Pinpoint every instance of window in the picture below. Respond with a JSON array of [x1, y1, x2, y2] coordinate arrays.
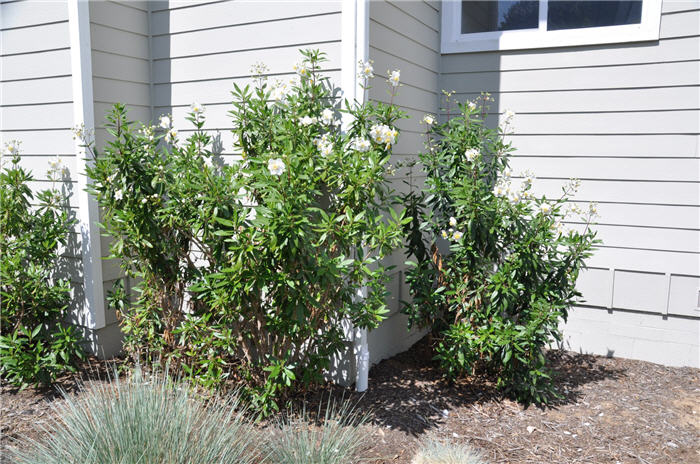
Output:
[[442, 0, 662, 53]]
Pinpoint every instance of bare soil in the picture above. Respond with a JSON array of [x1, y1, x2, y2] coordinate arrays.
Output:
[[2, 338, 698, 463]]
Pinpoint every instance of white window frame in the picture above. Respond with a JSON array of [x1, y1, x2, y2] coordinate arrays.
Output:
[[441, 0, 663, 53]]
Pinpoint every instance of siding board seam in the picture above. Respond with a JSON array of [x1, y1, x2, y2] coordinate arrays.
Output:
[[0, 101, 73, 108], [150, 0, 230, 13], [369, 45, 438, 74], [90, 21, 149, 39], [152, 39, 342, 61], [0, 19, 68, 32], [385, 0, 438, 32], [153, 68, 341, 85], [1, 47, 70, 58], [369, 45, 439, 76], [370, 18, 439, 54], [151, 11, 341, 38], [441, 58, 700, 75], [92, 49, 149, 63]]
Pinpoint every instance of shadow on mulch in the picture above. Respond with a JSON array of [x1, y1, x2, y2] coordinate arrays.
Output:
[[300, 336, 626, 436]]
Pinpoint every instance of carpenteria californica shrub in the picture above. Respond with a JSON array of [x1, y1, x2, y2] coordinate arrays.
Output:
[[402, 93, 598, 404], [81, 50, 408, 414], [0, 144, 85, 387], [12, 366, 259, 464]]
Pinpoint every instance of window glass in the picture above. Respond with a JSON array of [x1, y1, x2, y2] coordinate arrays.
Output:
[[547, 1, 643, 30], [461, 1, 539, 33]]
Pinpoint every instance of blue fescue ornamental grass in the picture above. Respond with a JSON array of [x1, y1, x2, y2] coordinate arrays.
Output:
[[412, 436, 488, 464], [11, 366, 260, 464], [265, 397, 368, 464]]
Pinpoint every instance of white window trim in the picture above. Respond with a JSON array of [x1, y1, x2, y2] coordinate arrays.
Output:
[[441, 0, 663, 54]]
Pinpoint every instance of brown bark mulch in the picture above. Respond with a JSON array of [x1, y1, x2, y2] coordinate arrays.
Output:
[[1, 338, 698, 463]]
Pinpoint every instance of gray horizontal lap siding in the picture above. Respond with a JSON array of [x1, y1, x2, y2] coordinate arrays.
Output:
[[439, 0, 699, 366], [367, 0, 441, 363], [0, 0, 84, 312]]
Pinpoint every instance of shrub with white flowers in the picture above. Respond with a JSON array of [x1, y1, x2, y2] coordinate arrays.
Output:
[[401, 93, 598, 405], [0, 143, 84, 387], [83, 49, 407, 415]]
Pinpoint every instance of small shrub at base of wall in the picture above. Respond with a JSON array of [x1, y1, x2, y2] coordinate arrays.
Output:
[[401, 93, 598, 405], [0, 146, 85, 388]]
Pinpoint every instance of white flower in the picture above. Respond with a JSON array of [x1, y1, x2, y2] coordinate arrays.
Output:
[[4, 140, 20, 155], [299, 116, 316, 126], [159, 114, 171, 129], [467, 101, 477, 111], [387, 69, 400, 87], [441, 230, 448, 239], [449, 216, 457, 227], [268, 158, 286, 176], [452, 231, 463, 241], [588, 202, 598, 216], [47, 156, 67, 179], [422, 114, 435, 125], [369, 124, 398, 147], [165, 128, 178, 143], [313, 133, 331, 149], [357, 60, 374, 80], [321, 108, 335, 125], [493, 184, 507, 197], [351, 138, 371, 153], [319, 141, 333, 157], [465, 148, 479, 162], [539, 203, 551, 215], [190, 102, 205, 115], [270, 78, 294, 101], [114, 189, 124, 201], [293, 61, 309, 77], [509, 191, 521, 204], [503, 109, 516, 121], [503, 167, 513, 179]]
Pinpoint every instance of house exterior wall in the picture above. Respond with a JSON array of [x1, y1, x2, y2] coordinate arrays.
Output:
[[0, 0, 86, 325], [439, 0, 700, 367], [150, 0, 343, 155], [366, 0, 442, 364]]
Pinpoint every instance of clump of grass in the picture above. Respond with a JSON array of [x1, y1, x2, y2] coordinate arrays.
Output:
[[11, 366, 260, 464], [266, 397, 368, 464], [412, 436, 488, 464]]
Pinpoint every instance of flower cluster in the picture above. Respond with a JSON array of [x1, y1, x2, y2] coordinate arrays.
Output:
[[3, 140, 20, 156], [441, 217, 463, 241], [299, 115, 316, 126], [270, 77, 298, 102], [357, 59, 374, 81], [190, 102, 206, 121], [159, 114, 171, 129], [369, 124, 398, 149], [320, 108, 336, 126], [387, 69, 400, 87], [293, 61, 310, 77], [351, 138, 371, 153], [313, 133, 334, 157], [465, 148, 479, 162], [267, 157, 286, 176], [47, 156, 67, 181]]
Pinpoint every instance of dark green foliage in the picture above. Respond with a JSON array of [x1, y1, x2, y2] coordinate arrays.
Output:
[[83, 50, 407, 414], [402, 94, 598, 404], [0, 151, 84, 387]]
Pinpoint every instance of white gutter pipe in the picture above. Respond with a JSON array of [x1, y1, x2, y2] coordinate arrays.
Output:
[[341, 0, 370, 392]]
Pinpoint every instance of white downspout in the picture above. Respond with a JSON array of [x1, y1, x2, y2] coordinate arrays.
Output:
[[341, 0, 370, 392]]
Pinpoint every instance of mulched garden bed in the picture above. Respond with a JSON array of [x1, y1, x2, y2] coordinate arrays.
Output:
[[2, 338, 698, 463]]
